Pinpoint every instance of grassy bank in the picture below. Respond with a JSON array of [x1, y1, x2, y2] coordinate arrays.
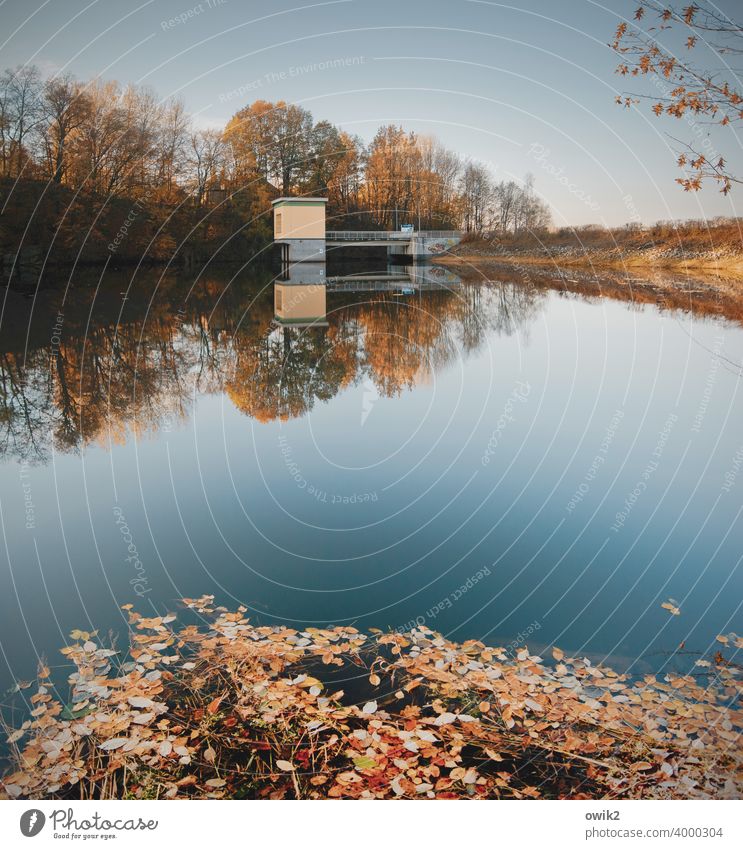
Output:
[[2, 599, 741, 800], [438, 259, 743, 325], [446, 220, 743, 273]]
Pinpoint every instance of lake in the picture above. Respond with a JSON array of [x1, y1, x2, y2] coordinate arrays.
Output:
[[1, 260, 742, 700]]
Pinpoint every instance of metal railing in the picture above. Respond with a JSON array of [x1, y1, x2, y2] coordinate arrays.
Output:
[[326, 230, 462, 241]]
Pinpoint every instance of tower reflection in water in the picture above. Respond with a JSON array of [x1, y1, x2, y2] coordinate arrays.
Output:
[[273, 260, 461, 327]]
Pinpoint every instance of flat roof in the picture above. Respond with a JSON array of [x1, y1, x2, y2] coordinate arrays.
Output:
[[271, 196, 328, 205]]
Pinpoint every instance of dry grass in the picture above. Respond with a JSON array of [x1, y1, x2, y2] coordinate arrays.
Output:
[[452, 219, 743, 272]]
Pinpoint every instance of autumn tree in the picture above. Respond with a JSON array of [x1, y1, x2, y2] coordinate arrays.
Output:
[[303, 119, 342, 194], [415, 136, 461, 228], [492, 179, 520, 232], [512, 173, 551, 232], [0, 65, 43, 177], [155, 97, 189, 197], [189, 128, 226, 205], [40, 75, 90, 184], [459, 168, 550, 235], [460, 161, 492, 232], [363, 125, 423, 228], [327, 130, 365, 221], [65, 79, 157, 196], [613, 1, 743, 192], [224, 100, 313, 194]]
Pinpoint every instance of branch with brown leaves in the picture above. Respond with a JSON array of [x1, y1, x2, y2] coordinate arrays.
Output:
[[613, 2, 743, 193]]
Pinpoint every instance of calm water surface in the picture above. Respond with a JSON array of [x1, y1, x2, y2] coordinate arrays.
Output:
[[1, 263, 742, 695]]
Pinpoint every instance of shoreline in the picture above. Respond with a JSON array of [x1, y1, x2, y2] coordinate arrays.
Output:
[[2, 600, 741, 801], [434, 256, 743, 325], [438, 252, 743, 274]]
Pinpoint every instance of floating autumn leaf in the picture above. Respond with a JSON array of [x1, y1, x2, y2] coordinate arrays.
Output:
[[352, 756, 377, 770], [275, 760, 294, 771], [361, 700, 377, 714], [661, 600, 681, 616], [368, 673, 381, 686], [552, 647, 564, 661]]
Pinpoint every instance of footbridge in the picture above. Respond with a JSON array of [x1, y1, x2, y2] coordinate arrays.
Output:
[[272, 197, 462, 261], [326, 230, 462, 259]]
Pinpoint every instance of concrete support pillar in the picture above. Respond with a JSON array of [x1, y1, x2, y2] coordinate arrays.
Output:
[[278, 239, 326, 262]]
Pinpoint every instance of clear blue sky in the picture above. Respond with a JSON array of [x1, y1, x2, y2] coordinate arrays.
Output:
[[1, 0, 741, 225]]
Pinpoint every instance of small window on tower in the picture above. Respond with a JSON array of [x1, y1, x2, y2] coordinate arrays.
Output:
[[276, 212, 282, 234], [276, 290, 282, 310]]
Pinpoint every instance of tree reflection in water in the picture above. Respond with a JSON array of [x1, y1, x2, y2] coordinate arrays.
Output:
[[0, 266, 543, 463]]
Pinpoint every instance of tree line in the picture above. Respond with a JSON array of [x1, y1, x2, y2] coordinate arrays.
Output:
[[1, 65, 550, 235]]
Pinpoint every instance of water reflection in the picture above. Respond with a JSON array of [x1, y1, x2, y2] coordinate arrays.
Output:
[[1, 261, 742, 683], [0, 264, 542, 462]]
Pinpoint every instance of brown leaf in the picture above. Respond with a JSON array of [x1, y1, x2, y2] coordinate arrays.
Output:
[[206, 696, 223, 715]]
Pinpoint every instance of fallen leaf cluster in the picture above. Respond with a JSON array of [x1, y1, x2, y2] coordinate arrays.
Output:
[[1, 598, 741, 800]]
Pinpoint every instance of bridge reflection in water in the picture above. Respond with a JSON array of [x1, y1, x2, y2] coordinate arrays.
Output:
[[273, 261, 461, 327]]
